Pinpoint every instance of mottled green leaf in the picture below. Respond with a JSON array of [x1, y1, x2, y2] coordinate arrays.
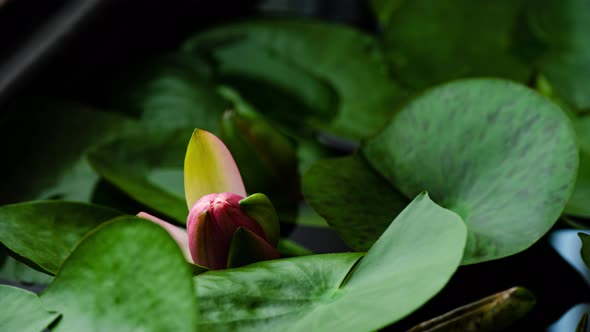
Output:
[[41, 217, 198, 332], [184, 19, 408, 139], [195, 193, 466, 331], [0, 201, 121, 274], [303, 155, 408, 250], [382, 0, 530, 89], [363, 79, 578, 264], [0, 285, 60, 332]]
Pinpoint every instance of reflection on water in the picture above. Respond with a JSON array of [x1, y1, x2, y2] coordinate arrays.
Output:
[[547, 303, 590, 332], [549, 230, 590, 330], [550, 230, 590, 285]]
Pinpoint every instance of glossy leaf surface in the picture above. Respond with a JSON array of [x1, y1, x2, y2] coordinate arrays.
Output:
[[195, 193, 466, 331], [0, 201, 120, 274], [41, 218, 198, 332], [0, 285, 60, 332], [185, 19, 408, 139]]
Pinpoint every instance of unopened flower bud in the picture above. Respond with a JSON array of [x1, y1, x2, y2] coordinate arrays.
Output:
[[187, 192, 280, 269]]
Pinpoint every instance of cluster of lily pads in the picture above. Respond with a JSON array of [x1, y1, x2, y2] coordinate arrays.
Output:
[[2, 0, 590, 331]]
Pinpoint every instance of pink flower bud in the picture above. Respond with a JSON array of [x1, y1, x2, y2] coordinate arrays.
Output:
[[187, 192, 279, 269]]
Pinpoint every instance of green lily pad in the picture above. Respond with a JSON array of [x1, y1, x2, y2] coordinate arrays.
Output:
[[184, 19, 408, 140], [111, 53, 229, 132], [41, 217, 198, 331], [381, 0, 530, 90], [363, 79, 578, 264], [195, 193, 466, 331], [0, 285, 60, 332], [0, 201, 121, 274], [579, 233, 590, 270], [88, 128, 192, 223], [302, 155, 408, 250], [526, 0, 590, 112], [0, 102, 136, 204]]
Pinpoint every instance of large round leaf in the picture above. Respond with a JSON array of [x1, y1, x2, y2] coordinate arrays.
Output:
[[302, 155, 408, 250], [195, 193, 466, 331], [363, 79, 578, 264], [184, 19, 408, 140], [41, 217, 198, 332], [0, 285, 60, 332], [0, 201, 121, 274], [381, 0, 530, 90], [0, 102, 136, 204]]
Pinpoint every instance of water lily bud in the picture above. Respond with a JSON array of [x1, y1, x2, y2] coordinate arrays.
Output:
[[187, 192, 279, 269]]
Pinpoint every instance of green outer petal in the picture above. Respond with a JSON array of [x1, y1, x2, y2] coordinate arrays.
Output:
[[239, 193, 280, 246], [227, 227, 280, 268], [184, 129, 246, 209]]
